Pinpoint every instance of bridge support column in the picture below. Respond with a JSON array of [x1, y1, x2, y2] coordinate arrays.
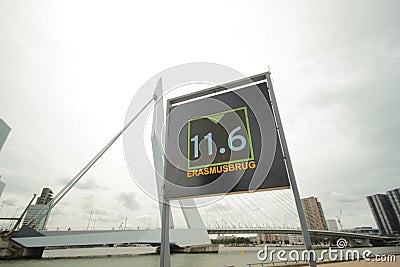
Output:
[[0, 245, 44, 259], [1, 226, 46, 259], [157, 244, 219, 254], [348, 238, 371, 247]]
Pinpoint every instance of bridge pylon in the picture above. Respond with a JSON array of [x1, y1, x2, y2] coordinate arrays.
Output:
[[152, 78, 208, 231]]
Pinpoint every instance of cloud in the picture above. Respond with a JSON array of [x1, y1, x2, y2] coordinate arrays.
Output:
[[330, 192, 359, 203], [49, 208, 63, 216], [56, 177, 109, 191], [1, 0, 399, 230], [80, 195, 95, 212], [74, 179, 109, 191], [96, 210, 126, 224], [136, 215, 151, 225], [98, 216, 122, 224], [115, 192, 140, 211], [1, 199, 18, 206]]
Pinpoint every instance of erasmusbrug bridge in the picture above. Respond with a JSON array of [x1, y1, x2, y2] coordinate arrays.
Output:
[[0, 71, 397, 260]]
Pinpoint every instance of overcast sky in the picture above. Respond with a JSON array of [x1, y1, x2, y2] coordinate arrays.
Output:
[[0, 0, 399, 231]]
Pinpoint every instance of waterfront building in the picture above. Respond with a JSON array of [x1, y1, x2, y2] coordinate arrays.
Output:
[[258, 233, 273, 244], [22, 187, 54, 229], [257, 233, 289, 244], [288, 234, 304, 245], [301, 196, 328, 230], [326, 219, 338, 231], [351, 226, 379, 235], [387, 188, 400, 224], [22, 204, 51, 230], [367, 189, 400, 236], [36, 187, 53, 205]]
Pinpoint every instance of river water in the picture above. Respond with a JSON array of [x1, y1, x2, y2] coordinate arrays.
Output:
[[1, 246, 399, 267]]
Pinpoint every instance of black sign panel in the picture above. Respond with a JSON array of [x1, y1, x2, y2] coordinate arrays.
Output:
[[164, 74, 290, 199]]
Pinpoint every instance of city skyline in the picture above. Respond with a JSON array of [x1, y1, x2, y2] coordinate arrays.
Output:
[[0, 1, 399, 230]]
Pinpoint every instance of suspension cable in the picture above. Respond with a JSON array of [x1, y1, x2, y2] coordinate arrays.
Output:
[[31, 98, 154, 229]]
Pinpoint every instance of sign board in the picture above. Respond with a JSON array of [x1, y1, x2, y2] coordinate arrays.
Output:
[[164, 73, 290, 199], [0, 119, 11, 152]]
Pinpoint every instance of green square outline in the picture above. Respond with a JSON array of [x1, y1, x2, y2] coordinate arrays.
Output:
[[187, 106, 255, 170]]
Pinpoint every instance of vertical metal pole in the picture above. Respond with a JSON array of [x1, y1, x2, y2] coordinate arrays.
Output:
[[151, 78, 171, 267], [160, 192, 171, 267], [266, 72, 317, 267], [152, 78, 175, 229]]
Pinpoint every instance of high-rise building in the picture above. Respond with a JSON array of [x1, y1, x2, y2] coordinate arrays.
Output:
[[387, 188, 400, 223], [22, 187, 54, 230], [326, 219, 338, 231], [0, 119, 10, 199], [22, 204, 50, 230], [0, 119, 11, 152], [36, 187, 53, 205], [301, 196, 328, 230], [367, 188, 400, 236]]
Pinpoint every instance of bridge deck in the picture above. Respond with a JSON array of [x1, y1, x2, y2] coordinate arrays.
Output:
[[12, 229, 210, 248]]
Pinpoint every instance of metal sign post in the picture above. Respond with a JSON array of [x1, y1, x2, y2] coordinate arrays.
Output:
[[160, 196, 171, 267], [265, 72, 317, 267]]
